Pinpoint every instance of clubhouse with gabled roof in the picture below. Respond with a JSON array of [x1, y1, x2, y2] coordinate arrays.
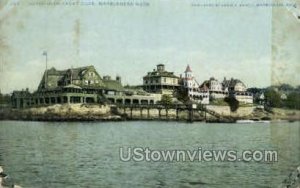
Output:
[[11, 65, 161, 108]]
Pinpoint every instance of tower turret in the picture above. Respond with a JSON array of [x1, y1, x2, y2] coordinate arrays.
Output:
[[184, 65, 194, 87]]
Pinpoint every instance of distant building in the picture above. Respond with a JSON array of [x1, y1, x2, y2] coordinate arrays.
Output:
[[280, 93, 287, 100], [182, 65, 209, 104], [208, 77, 223, 92], [222, 77, 247, 92], [200, 77, 226, 100], [143, 64, 180, 95], [222, 78, 253, 103], [200, 77, 253, 104], [255, 92, 265, 105]]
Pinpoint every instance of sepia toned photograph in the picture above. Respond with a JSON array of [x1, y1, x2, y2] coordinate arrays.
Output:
[[0, 0, 299, 187]]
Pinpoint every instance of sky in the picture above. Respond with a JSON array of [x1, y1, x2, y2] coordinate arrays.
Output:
[[0, 0, 299, 93]]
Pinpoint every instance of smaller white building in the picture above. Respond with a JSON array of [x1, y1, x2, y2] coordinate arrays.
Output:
[[200, 77, 227, 100], [222, 77, 247, 92], [209, 77, 223, 92], [200, 77, 253, 104]]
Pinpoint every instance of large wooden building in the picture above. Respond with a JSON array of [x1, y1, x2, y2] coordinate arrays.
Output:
[[143, 64, 180, 95], [12, 65, 160, 108]]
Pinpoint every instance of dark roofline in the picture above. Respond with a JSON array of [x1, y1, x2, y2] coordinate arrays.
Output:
[[45, 65, 95, 73], [143, 74, 179, 79]]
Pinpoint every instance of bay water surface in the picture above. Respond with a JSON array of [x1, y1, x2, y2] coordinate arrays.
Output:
[[0, 121, 299, 188]]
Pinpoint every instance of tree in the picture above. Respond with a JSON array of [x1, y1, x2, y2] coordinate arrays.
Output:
[[278, 84, 294, 92], [175, 88, 189, 103], [0, 92, 11, 105], [264, 89, 281, 108], [160, 94, 173, 107], [247, 87, 264, 94], [224, 96, 239, 112], [285, 92, 300, 110]]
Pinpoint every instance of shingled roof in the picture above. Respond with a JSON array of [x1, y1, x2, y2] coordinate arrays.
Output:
[[185, 65, 192, 73], [144, 70, 179, 78], [103, 80, 124, 91], [69, 66, 95, 80], [44, 65, 95, 78], [222, 78, 245, 88], [200, 80, 210, 89], [38, 65, 107, 90]]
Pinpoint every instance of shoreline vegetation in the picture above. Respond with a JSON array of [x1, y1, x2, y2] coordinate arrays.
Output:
[[0, 103, 299, 123]]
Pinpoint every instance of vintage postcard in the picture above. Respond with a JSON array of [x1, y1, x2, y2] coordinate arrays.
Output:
[[0, 0, 299, 187]]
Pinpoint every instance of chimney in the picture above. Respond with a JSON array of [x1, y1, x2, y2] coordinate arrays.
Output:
[[103, 75, 111, 80]]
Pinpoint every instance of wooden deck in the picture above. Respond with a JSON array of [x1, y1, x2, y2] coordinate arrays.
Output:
[[114, 104, 235, 122]]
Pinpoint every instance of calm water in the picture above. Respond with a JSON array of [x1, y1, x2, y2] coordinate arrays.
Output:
[[0, 121, 299, 188]]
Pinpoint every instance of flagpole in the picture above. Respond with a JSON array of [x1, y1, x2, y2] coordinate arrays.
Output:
[[46, 53, 47, 72], [43, 51, 48, 89], [46, 53, 47, 89]]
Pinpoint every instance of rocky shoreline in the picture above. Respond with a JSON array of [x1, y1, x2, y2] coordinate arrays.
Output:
[[0, 104, 122, 122], [280, 166, 300, 188], [0, 104, 299, 122]]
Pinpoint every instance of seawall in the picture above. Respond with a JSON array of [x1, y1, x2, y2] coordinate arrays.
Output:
[[115, 107, 205, 121], [1, 104, 299, 122]]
